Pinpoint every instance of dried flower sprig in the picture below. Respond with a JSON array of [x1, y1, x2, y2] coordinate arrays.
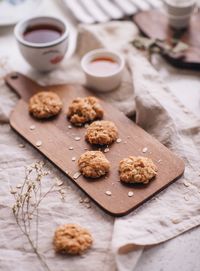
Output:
[[10, 161, 66, 271], [132, 35, 189, 62]]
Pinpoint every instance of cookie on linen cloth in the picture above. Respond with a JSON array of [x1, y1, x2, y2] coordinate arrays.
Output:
[[78, 150, 110, 178], [67, 96, 103, 126], [85, 120, 118, 145], [29, 91, 62, 119], [53, 224, 93, 255], [119, 156, 157, 184]]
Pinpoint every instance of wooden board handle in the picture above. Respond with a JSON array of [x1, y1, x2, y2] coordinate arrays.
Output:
[[4, 72, 41, 101]]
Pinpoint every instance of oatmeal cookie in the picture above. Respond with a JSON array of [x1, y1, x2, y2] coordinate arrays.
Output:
[[85, 120, 118, 145], [119, 156, 157, 184], [29, 91, 62, 119], [67, 96, 103, 126], [78, 151, 110, 178], [53, 224, 93, 255]]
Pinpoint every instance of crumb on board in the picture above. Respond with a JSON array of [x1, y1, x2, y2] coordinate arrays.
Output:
[[105, 191, 112, 196], [35, 140, 42, 147], [29, 125, 36, 130], [128, 191, 134, 197], [142, 147, 148, 153], [116, 138, 122, 143]]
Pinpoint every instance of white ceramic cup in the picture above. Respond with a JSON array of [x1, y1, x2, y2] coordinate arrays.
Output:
[[163, 0, 196, 29], [81, 49, 125, 92], [14, 16, 69, 72]]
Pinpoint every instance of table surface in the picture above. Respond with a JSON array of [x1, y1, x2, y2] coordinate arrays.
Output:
[[1, 1, 200, 271]]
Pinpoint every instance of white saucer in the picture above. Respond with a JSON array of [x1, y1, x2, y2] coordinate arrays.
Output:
[[0, 0, 42, 26]]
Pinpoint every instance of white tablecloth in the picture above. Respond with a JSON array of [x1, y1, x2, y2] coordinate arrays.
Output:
[[1, 1, 200, 271]]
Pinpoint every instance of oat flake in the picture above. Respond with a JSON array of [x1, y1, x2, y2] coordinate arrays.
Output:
[[75, 136, 81, 141], [128, 191, 134, 197], [29, 125, 36, 130], [105, 191, 112, 196], [69, 146, 74, 150], [56, 180, 63, 186], [142, 147, 148, 153], [171, 218, 180, 224], [104, 148, 110, 153], [19, 144, 25, 148], [36, 140, 42, 147], [183, 181, 190, 187], [73, 172, 81, 179], [116, 138, 122, 143]]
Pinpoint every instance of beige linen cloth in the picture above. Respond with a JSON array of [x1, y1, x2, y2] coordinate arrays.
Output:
[[1, 21, 200, 271]]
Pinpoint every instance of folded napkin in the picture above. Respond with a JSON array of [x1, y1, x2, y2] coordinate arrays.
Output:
[[1, 21, 200, 271]]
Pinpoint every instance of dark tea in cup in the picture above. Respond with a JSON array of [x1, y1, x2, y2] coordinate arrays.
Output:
[[23, 24, 63, 44]]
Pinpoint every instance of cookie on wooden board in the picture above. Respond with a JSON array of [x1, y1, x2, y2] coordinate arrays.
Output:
[[29, 91, 62, 119], [78, 150, 110, 178], [85, 120, 118, 145], [119, 156, 157, 184], [67, 96, 104, 126]]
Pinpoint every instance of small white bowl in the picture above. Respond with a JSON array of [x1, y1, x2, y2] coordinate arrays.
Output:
[[81, 49, 125, 92], [14, 16, 69, 72]]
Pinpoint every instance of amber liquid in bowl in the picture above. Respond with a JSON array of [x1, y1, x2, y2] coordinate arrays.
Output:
[[87, 57, 120, 76]]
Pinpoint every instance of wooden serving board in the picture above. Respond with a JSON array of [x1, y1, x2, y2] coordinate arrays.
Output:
[[5, 72, 185, 216], [133, 10, 200, 70]]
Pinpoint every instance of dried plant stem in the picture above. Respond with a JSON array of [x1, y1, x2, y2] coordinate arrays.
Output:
[[10, 161, 66, 271]]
